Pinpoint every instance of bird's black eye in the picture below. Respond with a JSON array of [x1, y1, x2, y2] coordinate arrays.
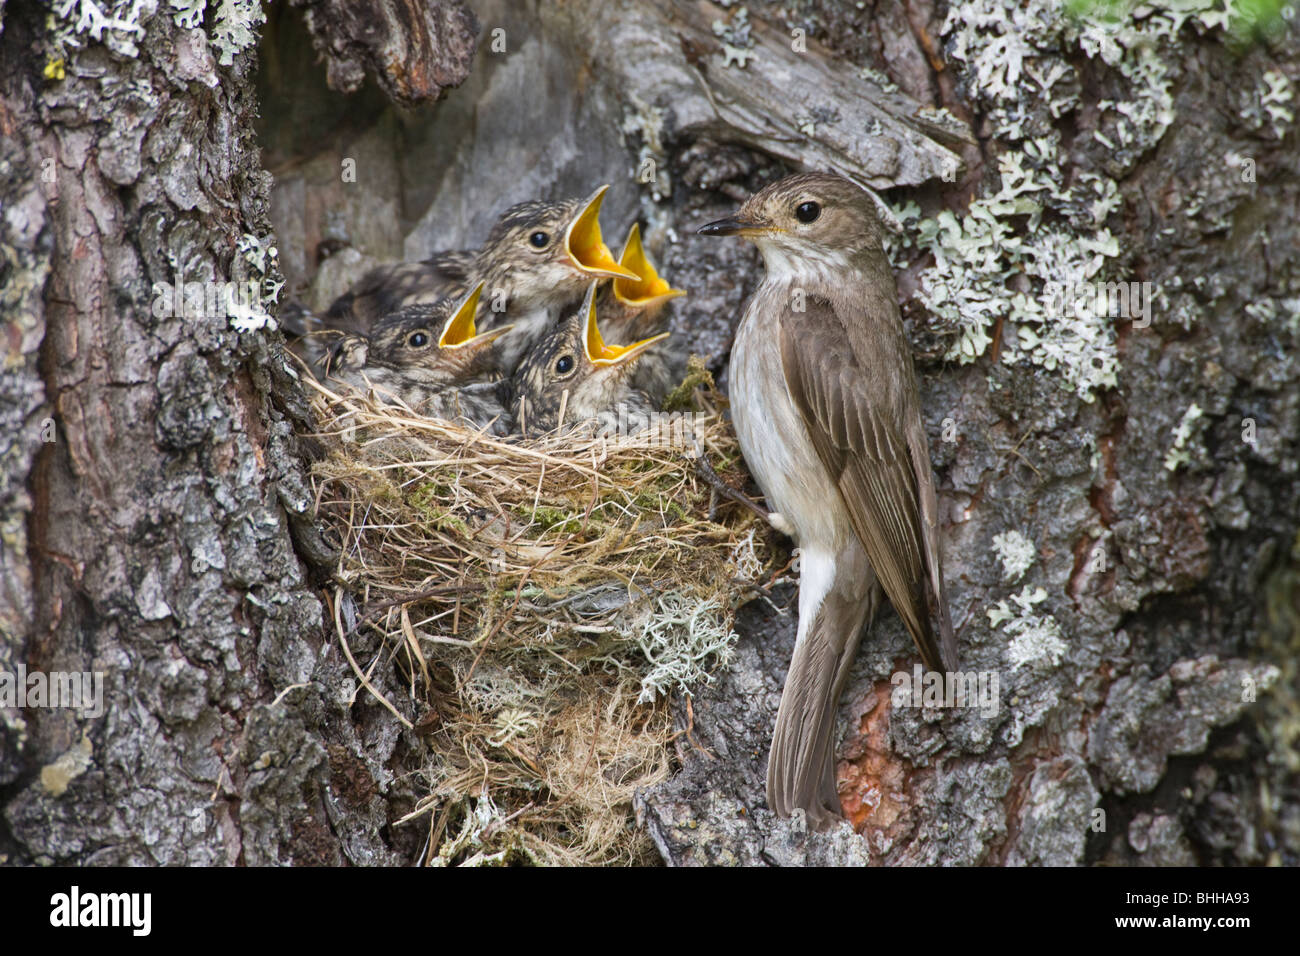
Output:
[[554, 354, 575, 375], [529, 231, 550, 249], [407, 331, 430, 348], [796, 201, 821, 224]]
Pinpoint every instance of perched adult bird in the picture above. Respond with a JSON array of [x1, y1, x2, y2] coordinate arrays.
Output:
[[322, 185, 638, 372], [315, 282, 513, 435], [510, 281, 669, 436], [699, 171, 958, 830]]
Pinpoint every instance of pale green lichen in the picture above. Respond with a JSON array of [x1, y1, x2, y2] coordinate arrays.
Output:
[[229, 233, 281, 333], [893, 1, 1268, 403], [49, 0, 155, 57], [487, 707, 539, 748], [169, 0, 206, 29], [428, 790, 543, 867], [859, 64, 900, 94], [992, 530, 1037, 582], [1163, 401, 1205, 472], [1244, 295, 1300, 336], [1260, 69, 1295, 138], [619, 591, 737, 704], [989, 585, 1068, 670], [712, 4, 755, 69], [47, 0, 264, 66], [621, 94, 672, 201], [206, 0, 266, 67], [727, 528, 765, 582]]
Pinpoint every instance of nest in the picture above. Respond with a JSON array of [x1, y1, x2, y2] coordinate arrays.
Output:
[[302, 368, 780, 865]]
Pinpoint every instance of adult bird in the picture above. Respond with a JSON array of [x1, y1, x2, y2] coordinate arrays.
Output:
[[699, 171, 958, 830]]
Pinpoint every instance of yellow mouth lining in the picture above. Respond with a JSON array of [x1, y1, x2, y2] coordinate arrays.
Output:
[[582, 285, 670, 366], [566, 186, 641, 280], [438, 282, 508, 349], [613, 223, 687, 307]]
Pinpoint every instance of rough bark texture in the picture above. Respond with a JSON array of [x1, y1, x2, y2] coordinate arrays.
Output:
[[290, 0, 479, 106], [0, 0, 461, 866], [3, 0, 1297, 867]]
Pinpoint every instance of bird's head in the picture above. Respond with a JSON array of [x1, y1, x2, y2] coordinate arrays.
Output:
[[319, 331, 370, 376], [697, 171, 887, 277], [511, 280, 668, 434], [363, 282, 512, 388], [479, 185, 639, 312]]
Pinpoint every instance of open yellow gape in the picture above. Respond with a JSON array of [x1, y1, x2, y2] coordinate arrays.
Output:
[[438, 282, 511, 349], [582, 283, 669, 366], [613, 223, 686, 308], [565, 185, 641, 281]]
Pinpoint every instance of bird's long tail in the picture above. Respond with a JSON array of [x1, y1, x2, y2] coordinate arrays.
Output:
[[767, 546, 879, 830]]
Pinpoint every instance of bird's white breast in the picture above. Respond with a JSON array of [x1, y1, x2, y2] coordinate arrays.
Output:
[[730, 278, 850, 552]]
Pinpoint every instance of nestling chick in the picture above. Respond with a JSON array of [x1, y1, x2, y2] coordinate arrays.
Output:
[[600, 223, 686, 342], [323, 186, 638, 373], [317, 282, 513, 435], [510, 281, 670, 437], [596, 223, 687, 404]]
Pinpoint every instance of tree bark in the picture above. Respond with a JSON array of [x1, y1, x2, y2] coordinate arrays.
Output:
[[3, 0, 1297, 867], [0, 0, 474, 865]]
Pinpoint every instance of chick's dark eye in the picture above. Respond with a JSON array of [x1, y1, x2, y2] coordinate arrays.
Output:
[[529, 231, 550, 249], [554, 355, 574, 375], [796, 201, 821, 224], [407, 331, 429, 348]]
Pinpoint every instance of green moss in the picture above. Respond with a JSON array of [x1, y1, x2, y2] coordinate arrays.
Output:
[[409, 480, 470, 536], [661, 355, 715, 413], [409, 480, 453, 511], [518, 504, 585, 536], [631, 491, 688, 523]]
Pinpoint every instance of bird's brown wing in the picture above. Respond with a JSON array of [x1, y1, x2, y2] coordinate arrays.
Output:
[[423, 249, 475, 282], [779, 297, 957, 672]]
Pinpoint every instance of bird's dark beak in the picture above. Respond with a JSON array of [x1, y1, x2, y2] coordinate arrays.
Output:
[[697, 215, 765, 238]]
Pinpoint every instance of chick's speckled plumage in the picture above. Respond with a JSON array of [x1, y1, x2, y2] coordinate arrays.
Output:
[[314, 294, 511, 435], [323, 188, 635, 374], [509, 283, 666, 436]]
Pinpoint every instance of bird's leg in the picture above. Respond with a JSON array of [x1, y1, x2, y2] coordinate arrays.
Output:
[[691, 452, 772, 524]]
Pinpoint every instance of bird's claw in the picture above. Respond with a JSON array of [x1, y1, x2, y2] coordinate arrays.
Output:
[[692, 453, 771, 523]]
